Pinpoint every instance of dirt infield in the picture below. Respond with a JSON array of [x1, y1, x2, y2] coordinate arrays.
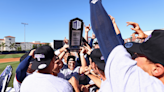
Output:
[[0, 58, 20, 63]]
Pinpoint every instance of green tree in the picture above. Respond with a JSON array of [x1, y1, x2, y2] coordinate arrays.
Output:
[[45, 43, 50, 46], [10, 43, 16, 51], [14, 45, 18, 51], [16, 47, 19, 51], [17, 46, 22, 51], [0, 44, 2, 52], [33, 44, 37, 49], [20, 46, 22, 51], [9, 42, 16, 51], [1, 42, 6, 51]]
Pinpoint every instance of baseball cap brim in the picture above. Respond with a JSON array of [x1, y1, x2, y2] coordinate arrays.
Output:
[[94, 61, 105, 71], [31, 58, 52, 70], [124, 42, 143, 56]]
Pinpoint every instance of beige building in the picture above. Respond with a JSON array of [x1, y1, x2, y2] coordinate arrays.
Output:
[[0, 36, 15, 51], [0, 36, 49, 51], [0, 38, 4, 51]]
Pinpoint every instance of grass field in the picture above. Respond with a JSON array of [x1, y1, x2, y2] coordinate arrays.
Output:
[[0, 53, 24, 59], [0, 61, 19, 87]]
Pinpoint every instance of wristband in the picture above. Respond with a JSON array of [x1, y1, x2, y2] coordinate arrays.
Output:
[[54, 49, 60, 55], [90, 69, 93, 73], [80, 53, 84, 56]]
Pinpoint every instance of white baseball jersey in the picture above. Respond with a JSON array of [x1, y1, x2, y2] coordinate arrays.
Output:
[[13, 72, 31, 92], [20, 72, 73, 92], [58, 66, 80, 80], [99, 45, 164, 92]]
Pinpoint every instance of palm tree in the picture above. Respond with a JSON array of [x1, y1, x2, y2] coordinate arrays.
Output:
[[8, 42, 12, 51], [0, 44, 2, 52], [1, 42, 6, 51], [14, 44, 19, 51], [9, 43, 16, 51]]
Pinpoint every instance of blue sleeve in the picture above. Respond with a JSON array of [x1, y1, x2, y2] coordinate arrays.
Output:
[[16, 56, 32, 83], [89, 39, 94, 48], [90, 0, 121, 62], [117, 34, 124, 45]]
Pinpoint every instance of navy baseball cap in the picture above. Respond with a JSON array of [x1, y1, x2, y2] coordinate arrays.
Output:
[[31, 45, 54, 70], [125, 30, 164, 66], [90, 49, 105, 71]]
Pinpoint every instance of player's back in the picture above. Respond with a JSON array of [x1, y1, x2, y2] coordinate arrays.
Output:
[[20, 72, 73, 92]]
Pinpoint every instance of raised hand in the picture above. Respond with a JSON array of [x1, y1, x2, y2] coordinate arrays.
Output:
[[29, 49, 36, 58], [126, 22, 148, 39], [84, 66, 90, 75], [63, 37, 68, 44], [80, 47, 85, 54], [91, 62, 99, 75], [91, 33, 96, 39], [84, 24, 91, 32]]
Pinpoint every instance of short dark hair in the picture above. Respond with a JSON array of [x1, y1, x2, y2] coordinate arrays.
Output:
[[67, 56, 76, 65], [20, 49, 35, 63]]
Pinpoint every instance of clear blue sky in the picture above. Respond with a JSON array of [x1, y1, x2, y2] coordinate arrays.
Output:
[[0, 0, 164, 43]]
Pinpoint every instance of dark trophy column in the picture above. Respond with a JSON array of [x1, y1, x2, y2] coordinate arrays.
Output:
[[69, 18, 83, 51]]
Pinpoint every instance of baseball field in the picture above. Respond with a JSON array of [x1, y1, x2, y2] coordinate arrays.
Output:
[[0, 53, 24, 87]]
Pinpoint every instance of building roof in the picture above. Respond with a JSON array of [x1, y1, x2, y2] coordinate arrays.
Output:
[[18, 42, 47, 45], [5, 36, 15, 38], [32, 43, 46, 45], [0, 39, 4, 40]]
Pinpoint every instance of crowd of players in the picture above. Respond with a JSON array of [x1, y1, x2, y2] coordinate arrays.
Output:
[[13, 0, 164, 92]]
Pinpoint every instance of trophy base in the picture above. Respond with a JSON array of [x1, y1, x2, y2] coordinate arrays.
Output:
[[69, 48, 80, 52]]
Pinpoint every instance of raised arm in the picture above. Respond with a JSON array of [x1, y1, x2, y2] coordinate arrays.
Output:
[[109, 15, 124, 45], [109, 15, 120, 35], [80, 48, 87, 67], [84, 24, 91, 42], [84, 66, 102, 88], [79, 47, 87, 74], [16, 49, 35, 83], [90, 0, 121, 62]]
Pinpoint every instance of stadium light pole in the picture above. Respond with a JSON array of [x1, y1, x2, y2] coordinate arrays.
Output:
[[21, 22, 28, 51]]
